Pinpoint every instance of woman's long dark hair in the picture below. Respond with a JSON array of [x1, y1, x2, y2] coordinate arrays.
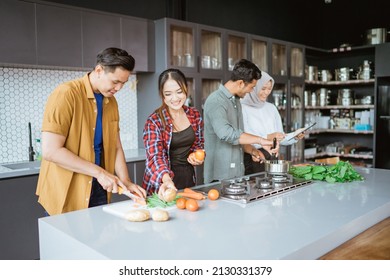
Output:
[[155, 68, 189, 128]]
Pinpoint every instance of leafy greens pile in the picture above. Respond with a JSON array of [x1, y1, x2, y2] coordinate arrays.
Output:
[[146, 193, 178, 208], [289, 161, 364, 183]]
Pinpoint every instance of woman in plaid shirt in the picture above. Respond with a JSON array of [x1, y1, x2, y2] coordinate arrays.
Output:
[[142, 69, 204, 196]]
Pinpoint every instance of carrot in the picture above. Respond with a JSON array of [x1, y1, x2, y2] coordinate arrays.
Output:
[[184, 187, 199, 194], [177, 191, 205, 200]]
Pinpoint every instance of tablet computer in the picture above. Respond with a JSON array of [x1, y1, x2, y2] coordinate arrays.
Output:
[[283, 122, 316, 142]]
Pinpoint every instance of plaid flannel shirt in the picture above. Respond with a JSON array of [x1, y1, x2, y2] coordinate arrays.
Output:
[[142, 105, 204, 194]]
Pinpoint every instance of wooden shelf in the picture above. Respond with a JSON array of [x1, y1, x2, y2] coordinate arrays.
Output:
[[305, 152, 373, 160], [309, 129, 374, 134], [305, 104, 374, 110], [305, 79, 375, 86], [305, 44, 375, 55]]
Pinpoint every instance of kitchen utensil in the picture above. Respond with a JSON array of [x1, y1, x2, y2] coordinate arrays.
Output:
[[319, 69, 333, 82], [28, 122, 35, 161], [118, 186, 146, 205], [335, 67, 353, 81], [271, 137, 277, 160], [361, 95, 373, 105], [318, 88, 330, 106], [357, 60, 373, 80], [337, 89, 354, 106], [306, 65, 318, 81], [264, 160, 290, 175]]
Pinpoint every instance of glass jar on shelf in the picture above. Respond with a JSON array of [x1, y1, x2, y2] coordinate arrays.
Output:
[[272, 43, 287, 76], [170, 25, 194, 67], [201, 30, 222, 70], [251, 38, 268, 71]]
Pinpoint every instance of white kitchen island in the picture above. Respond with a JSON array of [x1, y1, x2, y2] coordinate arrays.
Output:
[[38, 167, 390, 259]]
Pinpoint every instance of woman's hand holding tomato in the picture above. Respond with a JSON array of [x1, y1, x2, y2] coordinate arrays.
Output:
[[187, 149, 205, 166]]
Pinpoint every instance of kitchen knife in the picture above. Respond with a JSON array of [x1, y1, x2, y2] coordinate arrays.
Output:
[[118, 186, 146, 205]]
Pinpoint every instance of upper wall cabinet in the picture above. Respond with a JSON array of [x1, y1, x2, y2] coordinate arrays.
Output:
[[121, 18, 155, 73], [290, 44, 305, 78], [0, 0, 36, 65], [0, 0, 154, 72], [82, 11, 154, 71], [36, 4, 83, 67], [226, 30, 248, 74], [249, 35, 269, 73], [82, 11, 121, 68], [198, 24, 224, 74], [167, 20, 197, 71]]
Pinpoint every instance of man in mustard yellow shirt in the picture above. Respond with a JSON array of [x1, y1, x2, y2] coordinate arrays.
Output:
[[36, 47, 146, 215]]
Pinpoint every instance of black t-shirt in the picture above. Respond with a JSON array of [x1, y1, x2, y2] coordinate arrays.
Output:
[[169, 125, 195, 165]]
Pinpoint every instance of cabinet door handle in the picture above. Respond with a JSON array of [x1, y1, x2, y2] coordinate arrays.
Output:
[[379, 116, 390, 120]]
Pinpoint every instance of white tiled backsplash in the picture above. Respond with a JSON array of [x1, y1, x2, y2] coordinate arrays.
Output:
[[0, 67, 138, 164]]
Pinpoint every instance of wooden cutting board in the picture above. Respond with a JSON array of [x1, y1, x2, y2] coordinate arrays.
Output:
[[102, 200, 177, 220]]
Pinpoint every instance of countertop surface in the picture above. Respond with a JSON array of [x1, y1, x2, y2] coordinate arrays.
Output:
[[38, 167, 390, 260], [0, 149, 146, 179]]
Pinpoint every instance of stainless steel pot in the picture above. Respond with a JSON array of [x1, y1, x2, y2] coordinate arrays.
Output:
[[264, 160, 290, 175], [318, 88, 330, 106], [365, 28, 389, 45], [337, 89, 354, 106], [305, 65, 318, 81], [335, 67, 353, 81], [319, 69, 333, 82]]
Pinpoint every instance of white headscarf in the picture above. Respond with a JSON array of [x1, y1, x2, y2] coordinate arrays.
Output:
[[240, 71, 274, 108]]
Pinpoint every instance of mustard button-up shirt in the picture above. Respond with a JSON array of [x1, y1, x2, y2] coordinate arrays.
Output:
[[36, 74, 118, 215]]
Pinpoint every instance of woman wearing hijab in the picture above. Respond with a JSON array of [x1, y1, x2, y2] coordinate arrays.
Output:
[[241, 71, 304, 174]]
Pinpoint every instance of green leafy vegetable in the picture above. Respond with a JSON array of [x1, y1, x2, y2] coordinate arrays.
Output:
[[289, 161, 364, 183], [146, 193, 178, 208]]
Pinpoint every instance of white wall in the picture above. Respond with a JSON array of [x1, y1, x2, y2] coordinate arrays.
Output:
[[0, 66, 138, 164]]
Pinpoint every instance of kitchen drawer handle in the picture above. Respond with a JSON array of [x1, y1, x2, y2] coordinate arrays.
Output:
[[379, 116, 390, 120]]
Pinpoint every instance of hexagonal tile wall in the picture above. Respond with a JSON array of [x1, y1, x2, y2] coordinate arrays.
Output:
[[0, 67, 138, 164]]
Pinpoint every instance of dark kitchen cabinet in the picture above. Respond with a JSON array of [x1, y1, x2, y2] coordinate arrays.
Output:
[[262, 39, 305, 162], [374, 43, 390, 169], [1, 0, 154, 71], [0, 175, 45, 260], [36, 4, 83, 68], [137, 18, 306, 167], [248, 34, 269, 72], [121, 17, 155, 72], [375, 43, 390, 77], [82, 11, 121, 68], [0, 0, 36, 65]]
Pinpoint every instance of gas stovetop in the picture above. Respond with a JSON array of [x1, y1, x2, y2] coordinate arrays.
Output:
[[197, 172, 312, 204]]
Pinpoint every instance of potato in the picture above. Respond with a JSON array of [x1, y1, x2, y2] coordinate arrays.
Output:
[[125, 209, 150, 222], [152, 209, 169, 222], [162, 188, 177, 202]]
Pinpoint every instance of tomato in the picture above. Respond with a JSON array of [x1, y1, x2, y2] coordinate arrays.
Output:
[[208, 189, 219, 200], [185, 198, 199, 211], [194, 149, 205, 161], [176, 197, 187, 209]]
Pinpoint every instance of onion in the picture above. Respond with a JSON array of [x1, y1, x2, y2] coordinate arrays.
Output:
[[125, 209, 150, 222], [152, 209, 169, 222], [162, 188, 177, 202]]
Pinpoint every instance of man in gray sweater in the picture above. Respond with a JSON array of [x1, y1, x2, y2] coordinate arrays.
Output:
[[203, 59, 278, 183]]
